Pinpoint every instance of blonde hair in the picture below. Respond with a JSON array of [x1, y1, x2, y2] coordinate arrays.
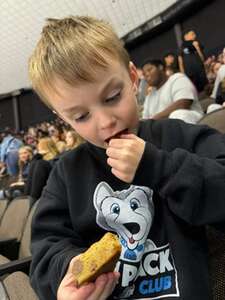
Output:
[[18, 146, 33, 165], [18, 146, 33, 180], [18, 145, 33, 157], [38, 137, 59, 160], [28, 16, 130, 106], [65, 130, 84, 150]]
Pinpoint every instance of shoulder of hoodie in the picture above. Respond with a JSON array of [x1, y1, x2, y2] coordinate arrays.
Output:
[[56, 142, 89, 166]]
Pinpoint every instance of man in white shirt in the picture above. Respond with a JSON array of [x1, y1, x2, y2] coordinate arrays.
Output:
[[142, 59, 203, 124]]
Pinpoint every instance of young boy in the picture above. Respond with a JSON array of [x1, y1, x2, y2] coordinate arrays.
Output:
[[29, 16, 225, 300]]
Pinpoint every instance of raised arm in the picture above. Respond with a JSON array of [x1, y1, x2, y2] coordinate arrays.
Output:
[[192, 40, 205, 62], [152, 99, 192, 120], [178, 55, 185, 73], [106, 119, 225, 227], [133, 120, 225, 227]]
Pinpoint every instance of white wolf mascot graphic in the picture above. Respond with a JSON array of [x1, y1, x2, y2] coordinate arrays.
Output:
[[94, 182, 155, 262], [94, 182, 179, 299]]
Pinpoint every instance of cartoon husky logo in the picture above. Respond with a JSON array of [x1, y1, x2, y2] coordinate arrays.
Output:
[[94, 182, 155, 262]]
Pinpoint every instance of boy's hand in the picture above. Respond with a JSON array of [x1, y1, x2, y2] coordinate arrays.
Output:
[[106, 133, 145, 183], [57, 256, 120, 300]]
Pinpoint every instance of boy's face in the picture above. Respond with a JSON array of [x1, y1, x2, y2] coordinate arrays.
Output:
[[46, 60, 139, 149]]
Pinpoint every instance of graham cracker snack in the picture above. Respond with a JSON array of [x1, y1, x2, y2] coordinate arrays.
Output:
[[72, 232, 121, 287]]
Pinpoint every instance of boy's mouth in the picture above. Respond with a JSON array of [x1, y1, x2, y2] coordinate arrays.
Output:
[[105, 128, 129, 144]]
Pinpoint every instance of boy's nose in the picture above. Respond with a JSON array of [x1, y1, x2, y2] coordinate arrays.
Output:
[[97, 110, 116, 130]]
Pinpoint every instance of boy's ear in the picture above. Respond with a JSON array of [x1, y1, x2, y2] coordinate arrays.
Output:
[[129, 61, 139, 93]]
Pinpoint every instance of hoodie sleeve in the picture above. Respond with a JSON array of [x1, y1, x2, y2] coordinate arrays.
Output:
[[133, 120, 225, 227], [30, 161, 87, 300]]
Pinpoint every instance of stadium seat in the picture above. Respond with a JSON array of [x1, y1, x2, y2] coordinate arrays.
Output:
[[0, 200, 38, 265], [0, 200, 9, 222], [199, 97, 215, 113], [0, 197, 30, 260], [198, 108, 225, 133], [0, 271, 38, 300]]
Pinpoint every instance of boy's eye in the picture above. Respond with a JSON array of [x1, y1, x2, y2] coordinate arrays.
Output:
[[105, 90, 121, 103], [74, 112, 89, 122]]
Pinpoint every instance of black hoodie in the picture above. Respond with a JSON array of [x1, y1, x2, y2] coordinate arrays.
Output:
[[30, 119, 225, 300]]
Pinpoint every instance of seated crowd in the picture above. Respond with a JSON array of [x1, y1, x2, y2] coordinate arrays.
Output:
[[0, 120, 83, 202]]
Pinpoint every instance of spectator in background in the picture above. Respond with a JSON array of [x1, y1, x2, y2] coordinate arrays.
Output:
[[65, 130, 84, 151], [211, 48, 225, 99], [163, 51, 179, 76], [48, 124, 66, 153], [0, 145, 33, 200], [25, 137, 60, 201], [37, 137, 59, 160], [37, 128, 48, 140], [16, 146, 33, 183], [136, 68, 148, 106], [207, 77, 225, 114], [142, 58, 203, 123], [213, 62, 222, 76], [0, 161, 6, 178], [24, 126, 38, 150], [0, 128, 23, 176], [178, 30, 208, 93], [206, 61, 221, 87], [215, 78, 225, 107]]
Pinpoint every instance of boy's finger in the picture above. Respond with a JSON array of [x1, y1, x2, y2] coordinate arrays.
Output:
[[87, 274, 108, 300], [107, 158, 127, 172], [106, 147, 124, 159], [108, 136, 138, 148], [73, 283, 96, 299], [57, 274, 95, 300], [67, 255, 81, 273], [119, 133, 137, 139], [108, 138, 128, 148], [60, 273, 76, 288], [98, 273, 117, 300]]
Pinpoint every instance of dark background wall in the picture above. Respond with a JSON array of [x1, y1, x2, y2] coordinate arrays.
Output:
[[0, 97, 14, 129], [18, 90, 55, 129], [0, 90, 54, 131], [128, 27, 177, 67], [128, 0, 225, 66]]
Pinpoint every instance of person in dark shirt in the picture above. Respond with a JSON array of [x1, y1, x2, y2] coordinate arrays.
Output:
[[25, 138, 60, 201], [163, 51, 179, 76], [178, 30, 208, 93], [28, 16, 225, 300]]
